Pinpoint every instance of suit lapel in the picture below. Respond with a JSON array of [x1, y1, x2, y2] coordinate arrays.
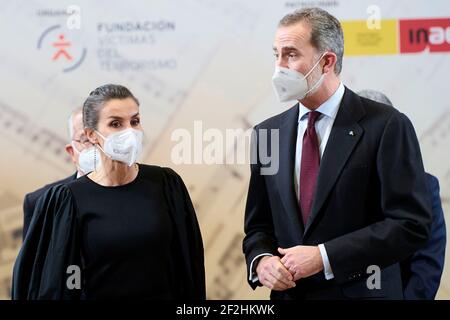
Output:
[[276, 105, 305, 236], [304, 88, 366, 236]]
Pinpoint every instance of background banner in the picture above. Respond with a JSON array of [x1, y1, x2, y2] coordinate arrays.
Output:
[[0, 0, 448, 299]]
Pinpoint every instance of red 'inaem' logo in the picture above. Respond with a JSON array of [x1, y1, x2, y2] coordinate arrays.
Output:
[[400, 18, 450, 53]]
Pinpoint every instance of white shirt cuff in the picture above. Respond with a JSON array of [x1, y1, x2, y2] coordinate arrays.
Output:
[[318, 244, 334, 280], [249, 253, 274, 282]]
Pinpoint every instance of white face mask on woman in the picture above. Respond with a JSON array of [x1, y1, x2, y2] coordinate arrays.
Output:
[[95, 128, 143, 167], [72, 144, 101, 174], [272, 52, 328, 102]]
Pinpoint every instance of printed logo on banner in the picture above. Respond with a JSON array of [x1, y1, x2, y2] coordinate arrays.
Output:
[[342, 19, 398, 56], [400, 18, 450, 53], [342, 17, 450, 56], [37, 24, 87, 73], [35, 6, 86, 73]]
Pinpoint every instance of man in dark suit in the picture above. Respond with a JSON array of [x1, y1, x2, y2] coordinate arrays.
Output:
[[402, 174, 446, 299], [243, 8, 432, 300], [358, 89, 446, 300], [22, 107, 97, 238]]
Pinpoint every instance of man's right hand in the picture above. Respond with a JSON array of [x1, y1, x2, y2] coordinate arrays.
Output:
[[256, 256, 296, 291]]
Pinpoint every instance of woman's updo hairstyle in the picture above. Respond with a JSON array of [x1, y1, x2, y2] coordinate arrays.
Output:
[[83, 84, 139, 130]]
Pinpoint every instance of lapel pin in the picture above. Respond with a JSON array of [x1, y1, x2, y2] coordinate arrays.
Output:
[[348, 130, 355, 136]]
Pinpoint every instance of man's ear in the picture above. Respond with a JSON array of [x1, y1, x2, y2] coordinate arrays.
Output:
[[65, 144, 77, 165], [65, 144, 74, 157], [322, 52, 337, 74]]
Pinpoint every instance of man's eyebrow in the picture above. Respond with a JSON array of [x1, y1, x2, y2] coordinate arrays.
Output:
[[272, 46, 300, 53], [280, 46, 299, 51]]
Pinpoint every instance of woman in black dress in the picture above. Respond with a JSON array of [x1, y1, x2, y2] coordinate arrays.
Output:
[[12, 84, 205, 300]]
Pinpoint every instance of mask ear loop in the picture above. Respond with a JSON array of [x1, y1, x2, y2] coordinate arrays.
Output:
[[94, 130, 112, 162], [71, 141, 81, 154], [71, 141, 85, 174], [303, 52, 328, 97], [303, 51, 328, 79]]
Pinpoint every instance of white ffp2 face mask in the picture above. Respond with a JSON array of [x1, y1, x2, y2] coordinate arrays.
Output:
[[96, 128, 143, 166], [272, 52, 327, 102], [72, 144, 101, 174]]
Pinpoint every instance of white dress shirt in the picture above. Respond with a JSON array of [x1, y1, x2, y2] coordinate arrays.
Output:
[[250, 82, 345, 282]]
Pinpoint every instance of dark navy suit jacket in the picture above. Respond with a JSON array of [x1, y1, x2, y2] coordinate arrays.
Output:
[[401, 173, 446, 299]]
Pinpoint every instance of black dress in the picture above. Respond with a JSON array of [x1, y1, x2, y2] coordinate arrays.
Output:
[[12, 164, 205, 300]]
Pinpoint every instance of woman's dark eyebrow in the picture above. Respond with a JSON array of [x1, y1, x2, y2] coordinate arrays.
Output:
[[107, 112, 140, 120]]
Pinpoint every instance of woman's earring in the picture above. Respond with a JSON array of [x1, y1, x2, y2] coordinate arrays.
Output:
[[94, 146, 97, 172]]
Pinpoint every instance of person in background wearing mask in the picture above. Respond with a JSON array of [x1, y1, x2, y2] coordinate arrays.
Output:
[[22, 107, 100, 239], [12, 84, 205, 300], [358, 89, 446, 300], [243, 8, 431, 299]]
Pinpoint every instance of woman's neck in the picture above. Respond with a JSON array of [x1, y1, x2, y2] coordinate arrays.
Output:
[[88, 152, 139, 187]]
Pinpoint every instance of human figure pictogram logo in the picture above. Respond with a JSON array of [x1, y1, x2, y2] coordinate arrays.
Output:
[[52, 34, 72, 61]]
